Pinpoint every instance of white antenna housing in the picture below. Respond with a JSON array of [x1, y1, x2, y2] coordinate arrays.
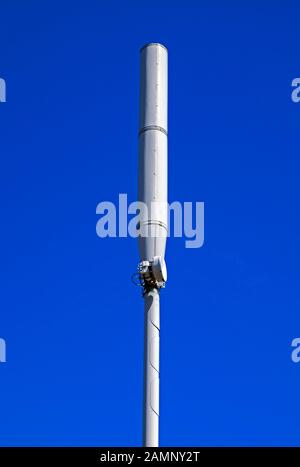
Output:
[[138, 43, 168, 264]]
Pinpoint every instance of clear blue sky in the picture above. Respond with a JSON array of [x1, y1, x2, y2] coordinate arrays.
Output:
[[0, 1, 300, 446]]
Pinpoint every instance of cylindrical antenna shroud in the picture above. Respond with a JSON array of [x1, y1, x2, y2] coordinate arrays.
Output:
[[138, 43, 168, 263]]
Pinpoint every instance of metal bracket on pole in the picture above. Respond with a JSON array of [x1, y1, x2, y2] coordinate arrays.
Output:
[[138, 256, 167, 293]]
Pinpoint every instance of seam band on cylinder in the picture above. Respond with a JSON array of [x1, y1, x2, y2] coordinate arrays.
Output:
[[139, 125, 168, 136]]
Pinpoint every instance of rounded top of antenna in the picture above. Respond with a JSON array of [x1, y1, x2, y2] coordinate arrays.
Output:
[[140, 42, 168, 53]]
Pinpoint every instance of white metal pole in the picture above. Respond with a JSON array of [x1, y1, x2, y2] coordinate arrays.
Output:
[[143, 288, 160, 447], [138, 43, 168, 448]]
